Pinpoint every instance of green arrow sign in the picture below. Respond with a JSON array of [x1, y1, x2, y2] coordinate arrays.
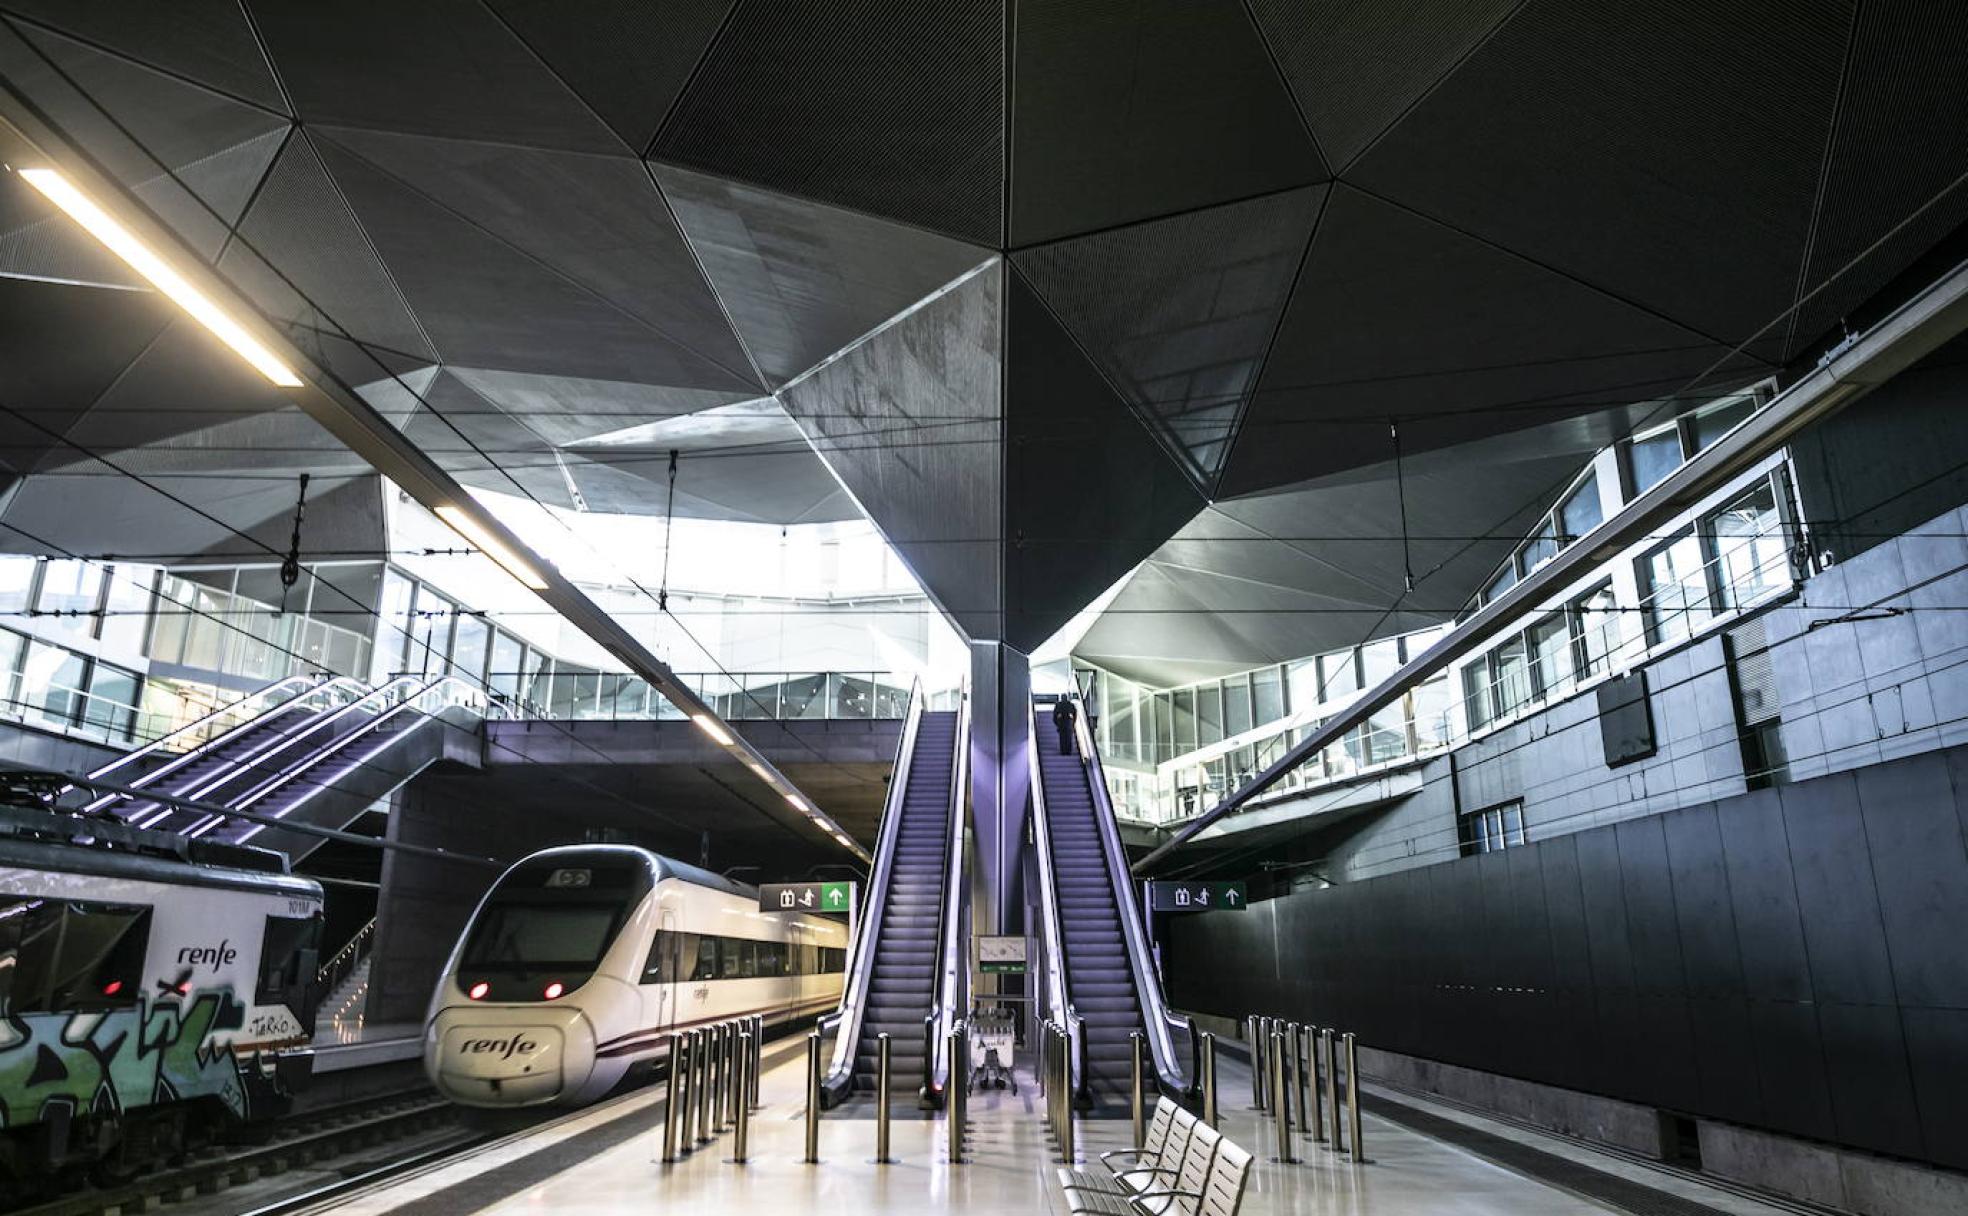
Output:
[[820, 881, 854, 911]]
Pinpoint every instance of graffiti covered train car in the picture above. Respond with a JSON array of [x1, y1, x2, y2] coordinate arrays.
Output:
[[0, 823, 325, 1185]]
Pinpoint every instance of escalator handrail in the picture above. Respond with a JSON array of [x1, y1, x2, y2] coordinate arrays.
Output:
[[209, 672, 492, 842], [1025, 698, 1083, 1098], [1070, 694, 1192, 1094], [821, 678, 925, 1099], [924, 684, 971, 1099], [78, 674, 322, 792], [161, 676, 426, 831], [91, 676, 368, 816], [220, 676, 493, 824]]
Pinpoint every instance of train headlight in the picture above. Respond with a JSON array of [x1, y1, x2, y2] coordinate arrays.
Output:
[[468, 981, 490, 1000], [543, 981, 564, 1000]]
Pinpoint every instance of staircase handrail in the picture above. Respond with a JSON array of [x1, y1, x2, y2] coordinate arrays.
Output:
[[1026, 698, 1084, 1098], [924, 682, 971, 1102], [820, 677, 925, 1101], [88, 676, 367, 816], [77, 674, 323, 794], [316, 916, 377, 990], [1071, 693, 1193, 1094]]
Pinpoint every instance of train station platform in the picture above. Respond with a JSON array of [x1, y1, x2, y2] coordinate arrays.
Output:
[[292, 1034, 1797, 1216]]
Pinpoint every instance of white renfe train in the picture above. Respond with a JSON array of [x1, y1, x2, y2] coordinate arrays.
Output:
[[424, 846, 847, 1107], [0, 833, 324, 1184]]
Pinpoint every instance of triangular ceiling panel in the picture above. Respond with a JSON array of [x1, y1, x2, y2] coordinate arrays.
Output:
[[781, 263, 1004, 640], [1008, 0, 1327, 244], [651, 0, 1004, 246], [655, 162, 992, 386], [482, 0, 735, 153], [1349, 1, 1848, 357], [246, 0, 619, 153], [447, 367, 754, 448], [1783, 0, 1968, 359], [0, 276, 175, 477], [1245, 0, 1521, 171], [320, 127, 760, 392], [1012, 185, 1325, 492], [217, 137, 436, 364], [1003, 267, 1204, 651], [1, 0, 287, 111], [310, 133, 750, 390], [1222, 186, 1762, 498]]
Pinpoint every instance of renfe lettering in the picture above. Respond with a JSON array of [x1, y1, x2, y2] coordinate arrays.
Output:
[[177, 940, 239, 971], [461, 1036, 541, 1060]]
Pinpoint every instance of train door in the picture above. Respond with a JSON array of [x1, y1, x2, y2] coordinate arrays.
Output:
[[657, 907, 678, 1035]]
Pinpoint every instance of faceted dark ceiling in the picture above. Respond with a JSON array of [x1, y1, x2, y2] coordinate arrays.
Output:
[[0, 1, 1963, 657]]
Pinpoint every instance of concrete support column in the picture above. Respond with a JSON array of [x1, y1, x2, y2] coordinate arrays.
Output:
[[968, 640, 1030, 936]]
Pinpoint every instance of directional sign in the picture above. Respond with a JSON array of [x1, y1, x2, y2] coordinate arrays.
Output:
[[759, 881, 857, 915], [977, 935, 1028, 974], [1147, 881, 1248, 913]]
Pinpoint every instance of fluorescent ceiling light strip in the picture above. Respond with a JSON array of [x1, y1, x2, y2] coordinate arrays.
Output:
[[18, 168, 303, 388], [690, 713, 734, 747], [435, 505, 549, 590]]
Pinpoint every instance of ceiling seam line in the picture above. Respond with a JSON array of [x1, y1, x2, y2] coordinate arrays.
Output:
[[0, 7, 291, 119], [1332, 0, 1532, 178], [1212, 182, 1332, 499], [641, 0, 745, 160], [1780, 0, 1866, 361], [1235, 0, 1332, 176], [472, 0, 646, 159]]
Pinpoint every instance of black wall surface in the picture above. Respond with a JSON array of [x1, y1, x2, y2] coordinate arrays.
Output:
[[1166, 744, 1968, 1170], [1791, 330, 1968, 565]]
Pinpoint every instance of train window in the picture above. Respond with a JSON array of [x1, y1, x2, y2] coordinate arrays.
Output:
[[257, 915, 322, 1003], [692, 935, 719, 981], [720, 939, 756, 980], [643, 931, 697, 984], [757, 941, 787, 977], [0, 897, 149, 1012], [463, 904, 619, 969]]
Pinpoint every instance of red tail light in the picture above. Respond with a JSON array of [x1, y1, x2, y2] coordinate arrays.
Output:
[[468, 981, 490, 1000], [543, 981, 564, 1000], [102, 980, 122, 996], [175, 980, 191, 995]]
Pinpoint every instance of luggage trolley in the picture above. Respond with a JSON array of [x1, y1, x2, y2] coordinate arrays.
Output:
[[967, 1002, 1019, 1093]]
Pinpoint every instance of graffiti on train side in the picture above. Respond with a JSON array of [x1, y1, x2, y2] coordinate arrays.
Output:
[[0, 991, 249, 1129]]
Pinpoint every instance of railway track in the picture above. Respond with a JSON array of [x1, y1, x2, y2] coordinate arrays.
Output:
[[8, 1091, 468, 1216]]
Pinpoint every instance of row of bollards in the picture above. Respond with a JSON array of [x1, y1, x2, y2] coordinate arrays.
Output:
[[660, 1014, 764, 1165], [793, 1023, 971, 1167], [1242, 1015, 1369, 1165]]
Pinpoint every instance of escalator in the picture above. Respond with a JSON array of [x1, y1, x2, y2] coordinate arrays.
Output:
[[80, 676, 362, 827], [1030, 693, 1191, 1108], [73, 675, 498, 861], [822, 686, 968, 1108]]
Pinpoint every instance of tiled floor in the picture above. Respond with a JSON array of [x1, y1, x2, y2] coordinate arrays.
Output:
[[306, 1037, 1792, 1215]]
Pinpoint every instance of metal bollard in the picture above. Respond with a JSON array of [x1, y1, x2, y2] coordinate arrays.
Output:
[[1201, 1031, 1218, 1128], [874, 1032, 893, 1163], [1246, 1017, 1261, 1106], [1059, 1030, 1075, 1164], [751, 1015, 764, 1109], [1305, 1024, 1324, 1142], [1270, 1029, 1296, 1164], [803, 1031, 822, 1163], [1277, 1023, 1294, 1133], [731, 1033, 752, 1163], [716, 1023, 732, 1125], [1254, 1016, 1270, 1110], [1289, 1022, 1307, 1136], [731, 1025, 747, 1131], [1130, 1031, 1146, 1149], [662, 1034, 683, 1164], [696, 1028, 713, 1142], [1325, 1028, 1343, 1154], [1345, 1032, 1368, 1164], [947, 1026, 965, 1165], [678, 1032, 698, 1148]]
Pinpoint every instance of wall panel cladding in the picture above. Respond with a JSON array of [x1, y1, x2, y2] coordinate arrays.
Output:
[[1165, 741, 1968, 1172]]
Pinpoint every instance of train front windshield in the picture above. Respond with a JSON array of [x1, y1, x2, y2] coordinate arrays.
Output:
[[464, 905, 618, 970]]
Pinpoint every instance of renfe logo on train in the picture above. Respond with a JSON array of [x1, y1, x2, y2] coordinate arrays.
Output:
[[462, 1035, 542, 1060], [177, 940, 240, 970]]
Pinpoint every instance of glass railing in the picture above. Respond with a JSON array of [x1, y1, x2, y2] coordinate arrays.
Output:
[[1108, 466, 1798, 827], [483, 670, 929, 722]]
